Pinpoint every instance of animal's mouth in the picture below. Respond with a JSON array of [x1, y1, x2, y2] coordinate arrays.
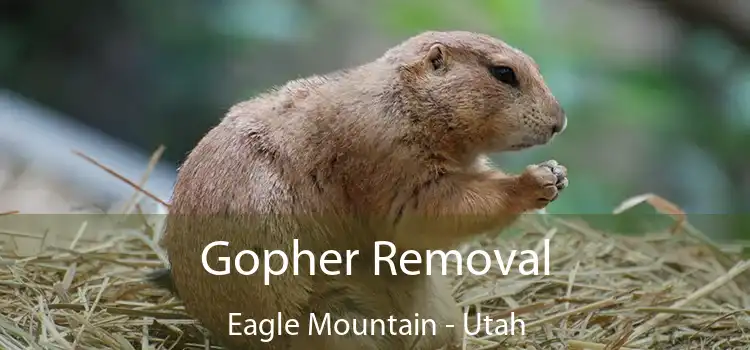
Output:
[[507, 143, 534, 150], [507, 135, 551, 151], [505, 124, 565, 151]]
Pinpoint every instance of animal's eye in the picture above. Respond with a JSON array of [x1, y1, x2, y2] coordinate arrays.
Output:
[[489, 66, 519, 87]]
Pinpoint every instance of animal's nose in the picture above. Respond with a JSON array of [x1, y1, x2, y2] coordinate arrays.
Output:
[[552, 117, 567, 135], [551, 106, 567, 135]]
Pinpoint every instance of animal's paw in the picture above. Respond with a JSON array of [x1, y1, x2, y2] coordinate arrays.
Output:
[[518, 159, 568, 210]]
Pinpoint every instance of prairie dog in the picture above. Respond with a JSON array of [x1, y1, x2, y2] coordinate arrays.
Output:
[[151, 31, 568, 350]]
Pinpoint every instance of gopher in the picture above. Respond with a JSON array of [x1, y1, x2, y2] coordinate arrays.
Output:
[[150, 30, 568, 350]]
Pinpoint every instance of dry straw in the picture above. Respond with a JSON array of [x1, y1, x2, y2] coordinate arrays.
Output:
[[1, 149, 749, 349]]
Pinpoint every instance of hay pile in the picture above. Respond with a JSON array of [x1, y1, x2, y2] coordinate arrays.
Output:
[[1, 203, 749, 350], [0, 152, 749, 349]]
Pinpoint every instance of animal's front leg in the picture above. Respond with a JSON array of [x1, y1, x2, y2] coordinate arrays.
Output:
[[392, 160, 568, 251]]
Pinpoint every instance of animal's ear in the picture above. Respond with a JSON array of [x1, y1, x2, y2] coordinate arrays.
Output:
[[423, 43, 448, 72]]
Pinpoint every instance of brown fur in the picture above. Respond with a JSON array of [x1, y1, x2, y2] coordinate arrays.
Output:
[[154, 31, 568, 350]]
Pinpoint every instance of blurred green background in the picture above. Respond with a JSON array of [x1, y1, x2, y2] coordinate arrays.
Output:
[[0, 0, 748, 239]]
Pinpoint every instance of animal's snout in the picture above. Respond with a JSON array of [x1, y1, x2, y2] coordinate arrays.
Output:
[[551, 106, 567, 136], [552, 116, 567, 135]]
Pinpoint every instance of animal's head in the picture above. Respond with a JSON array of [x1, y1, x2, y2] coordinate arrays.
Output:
[[382, 31, 567, 156]]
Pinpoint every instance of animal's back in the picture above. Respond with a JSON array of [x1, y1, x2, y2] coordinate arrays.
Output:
[[160, 79, 383, 349]]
